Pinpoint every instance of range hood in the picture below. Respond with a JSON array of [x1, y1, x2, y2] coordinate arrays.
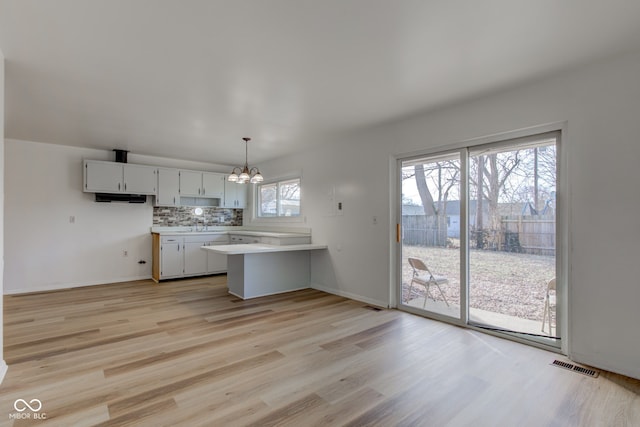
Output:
[[95, 193, 147, 203]]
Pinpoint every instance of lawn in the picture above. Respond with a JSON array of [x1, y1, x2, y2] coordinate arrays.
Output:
[[402, 245, 555, 321]]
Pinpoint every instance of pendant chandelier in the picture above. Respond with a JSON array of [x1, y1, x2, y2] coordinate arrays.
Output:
[[227, 137, 264, 184]]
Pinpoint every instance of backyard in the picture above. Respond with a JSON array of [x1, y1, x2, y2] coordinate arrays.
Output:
[[402, 245, 555, 322]]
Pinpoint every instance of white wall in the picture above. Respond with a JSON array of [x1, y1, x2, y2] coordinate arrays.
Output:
[[1, 49, 7, 382], [3, 139, 231, 294], [248, 48, 640, 380]]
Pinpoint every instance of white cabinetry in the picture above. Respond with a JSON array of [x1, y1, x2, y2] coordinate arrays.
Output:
[[206, 234, 229, 273], [224, 181, 247, 208], [84, 161, 122, 192], [202, 172, 225, 198], [123, 164, 156, 194], [152, 233, 229, 281], [207, 249, 227, 273], [159, 236, 183, 278], [179, 170, 202, 196], [229, 235, 261, 244], [180, 171, 226, 198], [156, 168, 180, 206], [84, 160, 156, 195], [183, 236, 209, 276]]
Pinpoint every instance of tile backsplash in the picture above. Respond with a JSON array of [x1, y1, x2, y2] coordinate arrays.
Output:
[[153, 206, 243, 227]]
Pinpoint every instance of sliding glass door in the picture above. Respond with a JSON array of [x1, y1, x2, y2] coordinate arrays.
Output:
[[399, 152, 462, 320], [398, 131, 560, 346], [468, 136, 558, 340]]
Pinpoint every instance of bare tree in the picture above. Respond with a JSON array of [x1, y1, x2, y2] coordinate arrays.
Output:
[[405, 161, 460, 246], [470, 151, 521, 248]]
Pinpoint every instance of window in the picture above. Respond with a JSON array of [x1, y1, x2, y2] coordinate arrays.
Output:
[[257, 178, 301, 218]]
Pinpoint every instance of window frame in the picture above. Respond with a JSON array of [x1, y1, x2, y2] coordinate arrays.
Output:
[[255, 176, 302, 221], [393, 122, 568, 355]]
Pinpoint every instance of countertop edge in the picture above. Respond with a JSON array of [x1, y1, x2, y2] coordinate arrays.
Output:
[[202, 244, 328, 255]]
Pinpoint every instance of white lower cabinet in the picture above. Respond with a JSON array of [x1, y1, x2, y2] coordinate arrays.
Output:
[[153, 233, 229, 281], [183, 236, 210, 276], [160, 237, 183, 278], [207, 252, 227, 273], [207, 234, 229, 273]]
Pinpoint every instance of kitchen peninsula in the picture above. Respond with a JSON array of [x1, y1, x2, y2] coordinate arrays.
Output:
[[202, 242, 328, 299], [151, 228, 326, 298]]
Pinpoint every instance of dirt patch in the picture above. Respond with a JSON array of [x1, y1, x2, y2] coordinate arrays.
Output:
[[402, 246, 555, 322]]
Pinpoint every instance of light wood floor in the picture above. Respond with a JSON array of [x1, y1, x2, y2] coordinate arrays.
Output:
[[1, 276, 639, 426]]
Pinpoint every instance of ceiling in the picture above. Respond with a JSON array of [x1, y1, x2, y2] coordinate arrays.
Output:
[[2, 1, 640, 165]]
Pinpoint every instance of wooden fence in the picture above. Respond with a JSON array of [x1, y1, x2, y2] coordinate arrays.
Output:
[[401, 215, 448, 246], [403, 214, 555, 256], [500, 214, 555, 256]]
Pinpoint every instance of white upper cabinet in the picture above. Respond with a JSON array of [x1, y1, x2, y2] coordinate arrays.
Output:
[[202, 172, 225, 198], [84, 160, 123, 193], [156, 167, 180, 206], [123, 164, 156, 194], [84, 160, 157, 194], [84, 159, 243, 208], [179, 170, 225, 198], [179, 170, 203, 196], [224, 181, 247, 208]]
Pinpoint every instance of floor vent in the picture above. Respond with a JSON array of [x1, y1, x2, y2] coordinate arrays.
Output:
[[363, 305, 383, 312], [551, 360, 599, 378]]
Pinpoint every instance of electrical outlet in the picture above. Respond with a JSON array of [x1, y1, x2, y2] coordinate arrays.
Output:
[[123, 250, 128, 257], [373, 216, 378, 225], [69, 215, 75, 224]]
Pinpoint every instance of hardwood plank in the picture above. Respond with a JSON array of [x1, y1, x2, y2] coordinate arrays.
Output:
[[1, 277, 639, 426]]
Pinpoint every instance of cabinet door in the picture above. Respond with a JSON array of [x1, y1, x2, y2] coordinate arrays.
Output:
[[202, 173, 225, 198], [235, 184, 247, 208], [207, 250, 227, 273], [223, 181, 236, 207], [123, 164, 157, 194], [160, 241, 183, 278], [184, 242, 208, 275], [179, 171, 202, 196], [224, 181, 247, 208], [84, 161, 123, 193], [157, 168, 180, 206]]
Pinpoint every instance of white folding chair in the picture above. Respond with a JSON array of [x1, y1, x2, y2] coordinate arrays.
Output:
[[541, 277, 556, 334], [406, 257, 450, 308]]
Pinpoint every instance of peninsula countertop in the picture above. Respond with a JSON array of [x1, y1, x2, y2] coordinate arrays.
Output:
[[202, 243, 328, 255]]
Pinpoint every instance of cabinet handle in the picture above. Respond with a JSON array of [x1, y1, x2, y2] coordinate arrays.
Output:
[[203, 188, 205, 195], [124, 183, 127, 191], [198, 188, 201, 195], [177, 244, 180, 251], [118, 183, 121, 191], [173, 197, 176, 204]]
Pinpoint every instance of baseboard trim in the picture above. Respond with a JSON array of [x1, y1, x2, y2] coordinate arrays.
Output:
[[570, 351, 640, 381], [0, 360, 8, 384], [4, 275, 153, 295], [310, 283, 389, 308]]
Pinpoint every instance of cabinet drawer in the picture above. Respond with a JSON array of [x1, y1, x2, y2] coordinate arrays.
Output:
[[230, 235, 260, 244], [161, 236, 182, 244]]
